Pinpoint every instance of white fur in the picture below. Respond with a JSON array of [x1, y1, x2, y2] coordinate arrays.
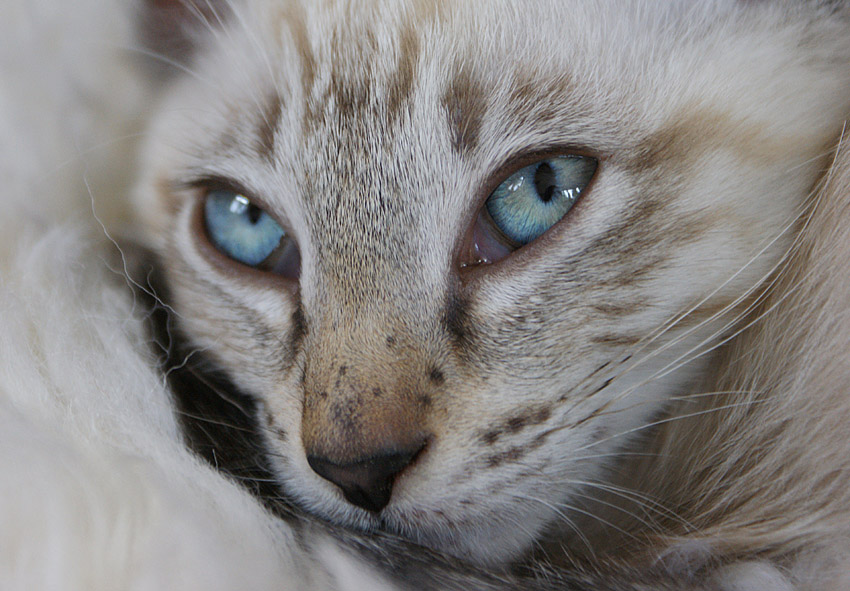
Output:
[[711, 562, 795, 591], [0, 2, 389, 589], [0, 229, 285, 590]]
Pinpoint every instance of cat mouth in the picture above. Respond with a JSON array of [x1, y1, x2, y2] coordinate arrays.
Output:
[[134, 258, 468, 545]]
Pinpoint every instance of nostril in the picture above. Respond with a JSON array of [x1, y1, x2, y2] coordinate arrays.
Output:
[[307, 442, 426, 512]]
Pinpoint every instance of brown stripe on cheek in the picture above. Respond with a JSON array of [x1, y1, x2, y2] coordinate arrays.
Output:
[[442, 67, 486, 156], [256, 91, 283, 163], [672, 294, 756, 331], [480, 405, 553, 445], [589, 334, 642, 348], [591, 303, 636, 317], [625, 109, 728, 176], [485, 430, 551, 468], [608, 210, 722, 291], [581, 195, 708, 290], [625, 107, 790, 178]]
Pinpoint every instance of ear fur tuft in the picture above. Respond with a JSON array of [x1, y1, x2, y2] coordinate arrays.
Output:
[[136, 0, 232, 76]]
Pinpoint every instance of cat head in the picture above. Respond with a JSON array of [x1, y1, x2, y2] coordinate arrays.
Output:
[[134, 0, 850, 564]]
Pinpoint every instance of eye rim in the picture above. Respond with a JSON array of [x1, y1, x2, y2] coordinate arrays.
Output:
[[185, 175, 302, 293], [455, 146, 601, 279]]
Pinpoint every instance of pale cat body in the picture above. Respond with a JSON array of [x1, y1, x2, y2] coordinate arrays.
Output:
[[2, 0, 850, 589]]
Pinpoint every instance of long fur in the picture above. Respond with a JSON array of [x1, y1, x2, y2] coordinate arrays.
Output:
[[649, 140, 850, 588]]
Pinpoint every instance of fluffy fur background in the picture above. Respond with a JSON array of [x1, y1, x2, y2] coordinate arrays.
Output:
[[0, 1, 280, 588], [0, 2, 395, 589]]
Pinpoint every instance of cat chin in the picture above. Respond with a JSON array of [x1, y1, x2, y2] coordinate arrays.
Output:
[[282, 477, 551, 566], [340, 502, 545, 567], [390, 514, 544, 567]]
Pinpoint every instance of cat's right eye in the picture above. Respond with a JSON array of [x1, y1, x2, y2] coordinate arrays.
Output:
[[203, 189, 301, 279]]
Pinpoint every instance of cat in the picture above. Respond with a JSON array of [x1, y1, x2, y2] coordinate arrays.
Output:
[[3, 0, 850, 589], [130, 0, 850, 587], [127, 0, 850, 587]]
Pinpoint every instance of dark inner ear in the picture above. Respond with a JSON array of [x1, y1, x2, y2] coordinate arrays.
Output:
[[136, 0, 232, 77]]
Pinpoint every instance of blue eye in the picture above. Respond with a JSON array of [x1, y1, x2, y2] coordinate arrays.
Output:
[[204, 190, 287, 267], [485, 155, 597, 246]]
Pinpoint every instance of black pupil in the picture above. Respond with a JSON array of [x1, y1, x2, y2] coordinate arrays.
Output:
[[533, 163, 557, 203], [246, 203, 263, 224]]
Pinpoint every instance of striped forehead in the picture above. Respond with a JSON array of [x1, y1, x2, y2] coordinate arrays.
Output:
[[221, 2, 487, 284], [230, 0, 608, 196], [193, 1, 661, 288], [224, 0, 691, 182], [266, 0, 480, 161], [193, 0, 763, 283], [202, 0, 770, 177]]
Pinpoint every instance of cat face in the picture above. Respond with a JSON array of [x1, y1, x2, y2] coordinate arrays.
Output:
[[135, 0, 850, 564]]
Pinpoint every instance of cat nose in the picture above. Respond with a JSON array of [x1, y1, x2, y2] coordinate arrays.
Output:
[[307, 441, 427, 512]]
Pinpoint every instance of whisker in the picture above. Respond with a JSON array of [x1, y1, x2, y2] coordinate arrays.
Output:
[[564, 488, 661, 535], [523, 492, 640, 543], [123, 43, 220, 88], [575, 400, 762, 454], [596, 172, 825, 403], [567, 480, 695, 532], [517, 493, 596, 559]]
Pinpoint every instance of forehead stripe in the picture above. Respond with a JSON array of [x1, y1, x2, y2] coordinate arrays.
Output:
[[256, 91, 283, 163], [442, 67, 486, 156]]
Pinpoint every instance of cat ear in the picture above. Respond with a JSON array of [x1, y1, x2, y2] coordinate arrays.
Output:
[[136, 0, 233, 76]]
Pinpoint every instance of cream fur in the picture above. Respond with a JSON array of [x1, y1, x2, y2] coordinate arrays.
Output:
[[134, 0, 850, 575]]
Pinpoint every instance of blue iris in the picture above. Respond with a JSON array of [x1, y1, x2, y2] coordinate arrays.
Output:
[[204, 190, 286, 267], [485, 155, 597, 245]]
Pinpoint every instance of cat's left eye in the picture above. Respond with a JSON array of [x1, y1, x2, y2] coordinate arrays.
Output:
[[203, 190, 301, 279], [463, 154, 597, 267]]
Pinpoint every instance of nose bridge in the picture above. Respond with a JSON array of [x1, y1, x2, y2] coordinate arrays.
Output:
[[305, 149, 434, 319], [299, 236, 447, 510], [301, 315, 431, 462], [309, 245, 438, 351], [300, 316, 436, 511], [315, 246, 427, 325]]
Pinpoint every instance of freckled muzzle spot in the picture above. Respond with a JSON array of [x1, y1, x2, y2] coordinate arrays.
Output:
[[429, 367, 445, 385], [299, 335, 440, 511], [479, 405, 553, 444]]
